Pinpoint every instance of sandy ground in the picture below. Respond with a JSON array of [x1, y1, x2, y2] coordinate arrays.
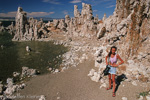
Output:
[[13, 56, 150, 100], [10, 34, 150, 100]]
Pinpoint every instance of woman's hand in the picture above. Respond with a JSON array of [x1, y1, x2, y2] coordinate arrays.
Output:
[[111, 63, 119, 67], [106, 62, 108, 65]]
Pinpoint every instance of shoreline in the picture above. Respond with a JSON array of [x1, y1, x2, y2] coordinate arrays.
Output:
[[0, 39, 67, 83], [0, 33, 97, 99], [13, 39, 150, 100], [1, 33, 150, 100]]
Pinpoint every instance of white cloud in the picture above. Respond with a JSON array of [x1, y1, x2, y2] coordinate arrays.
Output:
[[106, 5, 116, 8], [0, 11, 54, 17], [83, 0, 113, 6], [42, 0, 61, 4], [93, 10, 98, 12], [70, 0, 82, 3], [0, 11, 17, 17], [62, 10, 68, 15], [27, 12, 54, 17], [83, 0, 111, 2], [103, 0, 112, 1]]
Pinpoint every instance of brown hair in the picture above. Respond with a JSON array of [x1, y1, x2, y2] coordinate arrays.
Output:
[[108, 46, 117, 57]]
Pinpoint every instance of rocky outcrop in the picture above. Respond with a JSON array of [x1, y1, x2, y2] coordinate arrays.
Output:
[[68, 3, 98, 38], [7, 22, 15, 35], [0, 78, 26, 100], [12, 7, 50, 41], [41, 3, 98, 38], [0, 3, 98, 40], [45, 3, 98, 37], [102, 13, 106, 21], [57, 19, 67, 31], [74, 5, 80, 18], [88, 0, 150, 84], [101, 0, 150, 60], [13, 7, 28, 40], [0, 66, 39, 99]]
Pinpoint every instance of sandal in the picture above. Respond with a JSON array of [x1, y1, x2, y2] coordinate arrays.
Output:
[[106, 87, 112, 90], [112, 92, 116, 97]]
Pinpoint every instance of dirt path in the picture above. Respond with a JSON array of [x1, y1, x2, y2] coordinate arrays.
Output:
[[13, 57, 149, 100]]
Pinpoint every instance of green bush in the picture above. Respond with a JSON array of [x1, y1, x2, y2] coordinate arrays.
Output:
[[137, 90, 150, 99]]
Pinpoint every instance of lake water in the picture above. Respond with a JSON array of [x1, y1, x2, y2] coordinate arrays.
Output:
[[1, 20, 49, 27], [0, 32, 68, 83]]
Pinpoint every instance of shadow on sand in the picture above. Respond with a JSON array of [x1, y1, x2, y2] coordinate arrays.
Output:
[[115, 74, 127, 93]]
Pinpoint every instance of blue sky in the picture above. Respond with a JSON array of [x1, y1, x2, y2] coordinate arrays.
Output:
[[0, 0, 116, 19]]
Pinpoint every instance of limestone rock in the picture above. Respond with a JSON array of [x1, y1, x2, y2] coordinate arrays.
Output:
[[48, 67, 52, 71], [26, 46, 31, 52], [21, 67, 37, 77], [90, 72, 100, 82], [138, 96, 143, 100], [11, 7, 49, 41], [13, 7, 28, 41], [65, 15, 70, 26], [74, 5, 80, 18], [39, 95, 46, 100], [54, 69, 59, 73], [122, 97, 128, 100], [57, 19, 67, 31], [7, 22, 15, 35], [4, 78, 15, 95], [53, 19, 59, 28], [13, 72, 20, 77], [99, 83, 106, 89], [102, 13, 106, 21], [146, 95, 150, 100], [94, 14, 99, 24], [81, 3, 93, 21], [6, 78, 13, 87], [88, 69, 95, 76], [97, 27, 106, 39]]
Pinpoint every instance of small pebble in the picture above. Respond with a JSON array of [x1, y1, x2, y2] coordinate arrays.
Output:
[[57, 97, 60, 99]]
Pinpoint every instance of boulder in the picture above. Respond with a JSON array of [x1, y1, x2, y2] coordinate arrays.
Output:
[[21, 67, 37, 77], [97, 27, 106, 39], [39, 95, 46, 100]]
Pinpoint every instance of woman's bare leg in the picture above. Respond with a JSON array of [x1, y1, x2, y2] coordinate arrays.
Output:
[[112, 74, 116, 92], [108, 73, 112, 88]]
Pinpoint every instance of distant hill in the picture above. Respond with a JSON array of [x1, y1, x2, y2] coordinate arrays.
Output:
[[0, 17, 64, 21], [0, 17, 15, 21]]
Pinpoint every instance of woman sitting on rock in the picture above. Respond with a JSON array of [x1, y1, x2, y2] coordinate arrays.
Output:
[[105, 46, 124, 97]]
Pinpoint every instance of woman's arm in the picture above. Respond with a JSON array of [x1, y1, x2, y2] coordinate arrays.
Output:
[[112, 54, 124, 67], [117, 54, 124, 65], [105, 55, 109, 65]]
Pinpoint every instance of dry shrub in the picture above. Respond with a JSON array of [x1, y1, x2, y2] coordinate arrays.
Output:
[[138, 74, 149, 82]]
